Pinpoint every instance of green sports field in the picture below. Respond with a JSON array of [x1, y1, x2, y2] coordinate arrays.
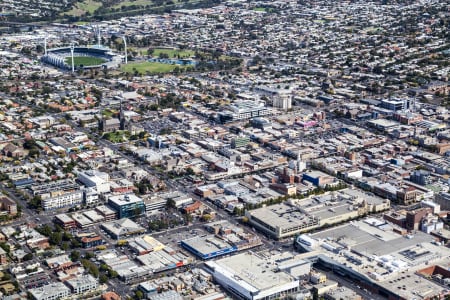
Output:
[[65, 56, 107, 67], [147, 48, 195, 58]]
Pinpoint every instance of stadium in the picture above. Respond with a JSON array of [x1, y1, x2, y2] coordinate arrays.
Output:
[[41, 45, 122, 70]]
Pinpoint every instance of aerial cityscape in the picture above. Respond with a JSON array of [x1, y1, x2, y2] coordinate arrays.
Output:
[[0, 0, 449, 299]]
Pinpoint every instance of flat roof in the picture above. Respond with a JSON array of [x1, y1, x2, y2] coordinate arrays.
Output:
[[83, 210, 105, 223], [381, 271, 446, 299], [55, 213, 74, 223], [101, 218, 145, 237], [137, 249, 189, 271], [311, 222, 432, 256], [29, 282, 70, 300], [368, 119, 399, 127], [182, 235, 234, 256], [66, 274, 97, 289], [249, 203, 317, 230], [45, 254, 71, 268], [72, 212, 93, 226], [206, 252, 296, 291], [96, 205, 117, 215], [109, 194, 143, 206]]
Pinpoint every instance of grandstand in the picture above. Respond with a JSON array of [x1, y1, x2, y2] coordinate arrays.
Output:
[[41, 45, 122, 70]]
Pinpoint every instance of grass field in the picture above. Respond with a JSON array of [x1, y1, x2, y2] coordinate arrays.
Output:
[[147, 48, 195, 58], [253, 7, 276, 12], [121, 61, 183, 74], [102, 109, 116, 118], [65, 56, 107, 67], [112, 0, 158, 9], [65, 0, 102, 16], [253, 7, 267, 12], [103, 130, 130, 143]]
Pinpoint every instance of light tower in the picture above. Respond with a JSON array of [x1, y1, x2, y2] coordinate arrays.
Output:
[[70, 42, 75, 73], [122, 36, 127, 64], [95, 25, 101, 47]]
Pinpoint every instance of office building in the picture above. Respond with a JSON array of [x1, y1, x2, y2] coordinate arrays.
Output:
[[77, 170, 110, 193], [410, 170, 432, 186], [108, 194, 145, 219], [144, 197, 166, 214], [381, 98, 412, 112]]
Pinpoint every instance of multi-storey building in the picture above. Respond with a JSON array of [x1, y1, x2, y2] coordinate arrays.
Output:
[[30, 180, 83, 211], [217, 100, 271, 123], [77, 170, 110, 193], [108, 194, 145, 219], [65, 274, 98, 294], [29, 282, 71, 300]]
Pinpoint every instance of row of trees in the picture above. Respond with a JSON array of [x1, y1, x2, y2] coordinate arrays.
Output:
[[36, 224, 81, 249]]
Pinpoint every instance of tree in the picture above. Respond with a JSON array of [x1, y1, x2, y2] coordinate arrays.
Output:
[[135, 290, 144, 300], [2, 273, 11, 281], [70, 250, 80, 261], [109, 270, 118, 278], [62, 231, 72, 241], [29, 195, 42, 209], [23, 139, 37, 149], [23, 253, 33, 261], [49, 232, 62, 245], [184, 213, 193, 224], [233, 207, 245, 216], [99, 274, 108, 284], [36, 44, 44, 53], [81, 259, 99, 277], [186, 167, 195, 175], [201, 214, 212, 222], [166, 199, 177, 209], [71, 238, 81, 248], [159, 53, 169, 59], [0, 243, 10, 254], [61, 242, 70, 251], [36, 224, 52, 237]]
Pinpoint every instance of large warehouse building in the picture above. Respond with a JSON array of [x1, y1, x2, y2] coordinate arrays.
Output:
[[245, 203, 320, 239], [205, 252, 302, 300]]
